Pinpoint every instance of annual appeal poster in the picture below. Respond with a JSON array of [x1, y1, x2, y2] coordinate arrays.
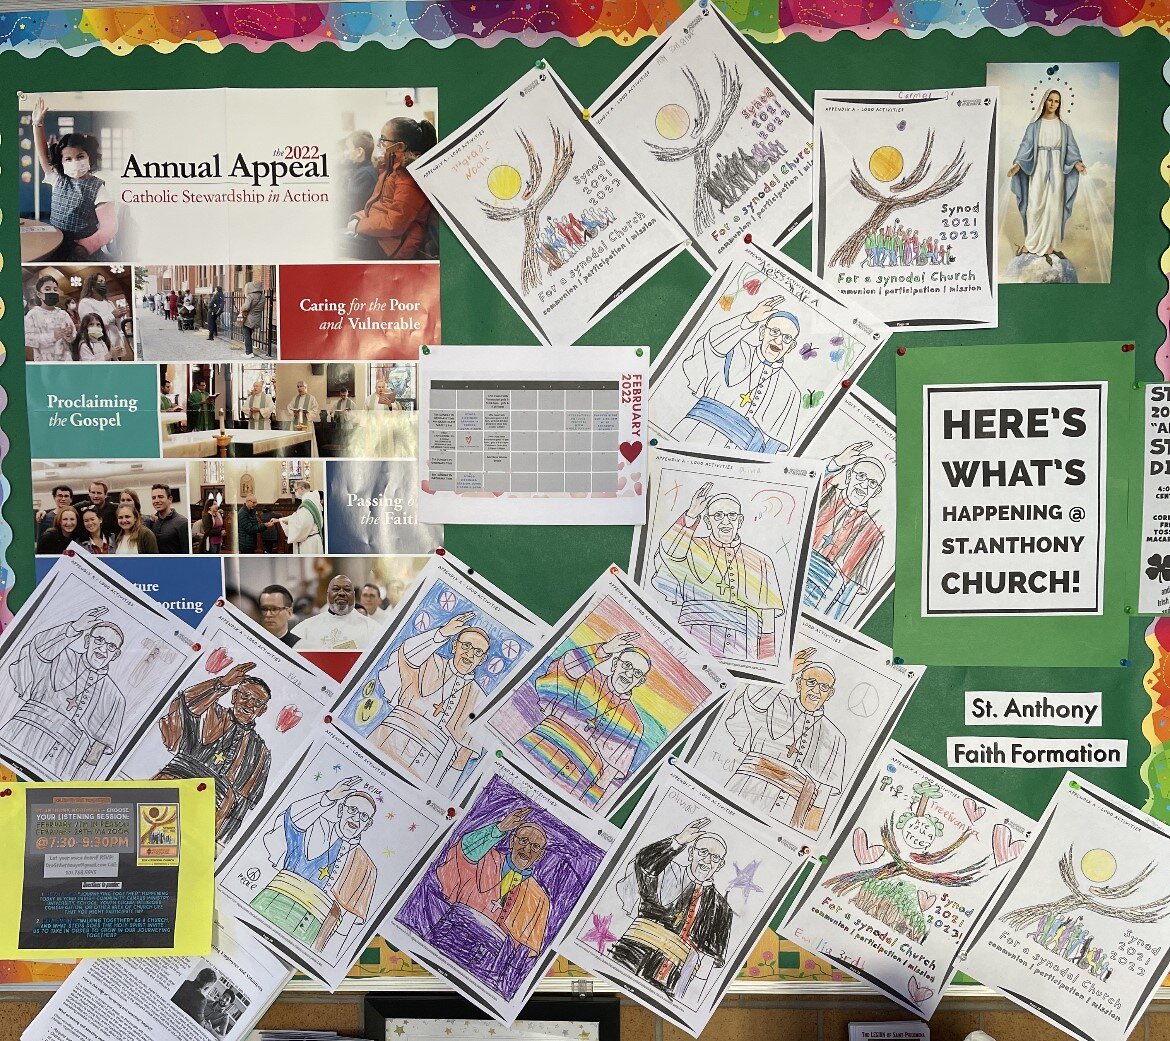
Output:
[[17, 86, 442, 638], [894, 342, 1132, 668]]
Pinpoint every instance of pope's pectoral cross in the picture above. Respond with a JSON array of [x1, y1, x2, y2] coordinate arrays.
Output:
[[213, 752, 227, 764], [66, 696, 78, 713], [739, 391, 753, 408], [318, 863, 331, 881], [432, 702, 445, 718]]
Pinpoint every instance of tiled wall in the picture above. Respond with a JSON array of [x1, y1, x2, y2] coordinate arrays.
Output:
[[1, 992, 1169, 1040]]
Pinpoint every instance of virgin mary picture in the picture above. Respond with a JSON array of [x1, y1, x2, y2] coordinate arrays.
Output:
[[989, 63, 1118, 285], [1007, 90, 1086, 266]]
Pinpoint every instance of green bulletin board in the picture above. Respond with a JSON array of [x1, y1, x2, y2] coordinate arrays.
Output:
[[0, 20, 1167, 962]]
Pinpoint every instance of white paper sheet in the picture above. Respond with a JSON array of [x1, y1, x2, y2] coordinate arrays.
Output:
[[590, 3, 813, 269], [560, 761, 802, 1038], [409, 65, 687, 346], [332, 551, 545, 798], [921, 381, 1106, 617], [470, 567, 733, 817], [214, 726, 443, 990], [418, 345, 649, 525], [781, 741, 1034, 1019], [0, 548, 197, 781], [685, 615, 921, 855], [961, 775, 1170, 1041], [796, 389, 896, 628], [813, 89, 999, 330], [22, 914, 292, 1041], [382, 756, 617, 1025], [1138, 383, 1170, 614], [628, 441, 820, 679], [112, 602, 336, 854], [647, 243, 888, 458]]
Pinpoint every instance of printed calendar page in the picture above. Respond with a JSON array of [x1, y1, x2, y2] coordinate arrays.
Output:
[[419, 346, 649, 524]]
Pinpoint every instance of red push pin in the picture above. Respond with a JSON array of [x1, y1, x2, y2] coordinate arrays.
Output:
[[324, 714, 333, 724], [405, 96, 414, 107], [447, 807, 457, 819], [192, 643, 202, 653], [435, 547, 446, 556], [216, 598, 225, 607], [0, 789, 11, 798], [66, 548, 76, 557], [197, 782, 207, 792], [1122, 343, 1135, 353], [841, 379, 852, 389], [896, 346, 907, 356], [743, 233, 753, 245]]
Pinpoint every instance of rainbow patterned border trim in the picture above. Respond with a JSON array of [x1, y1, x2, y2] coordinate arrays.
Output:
[[0, 0, 1167, 55], [1142, 618, 1170, 825]]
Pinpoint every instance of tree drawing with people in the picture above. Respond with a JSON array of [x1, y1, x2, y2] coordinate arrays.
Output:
[[824, 782, 987, 943], [479, 124, 575, 295], [829, 130, 971, 268], [646, 59, 742, 232]]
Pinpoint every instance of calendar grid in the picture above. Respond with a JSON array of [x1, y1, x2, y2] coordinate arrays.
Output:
[[428, 380, 620, 494]]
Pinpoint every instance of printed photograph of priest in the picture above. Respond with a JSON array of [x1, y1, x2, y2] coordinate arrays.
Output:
[[393, 773, 605, 1000]]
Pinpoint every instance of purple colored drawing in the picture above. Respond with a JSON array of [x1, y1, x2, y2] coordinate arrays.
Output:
[[393, 772, 605, 999]]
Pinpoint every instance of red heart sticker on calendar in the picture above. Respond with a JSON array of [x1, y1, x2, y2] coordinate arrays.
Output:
[[619, 441, 643, 463]]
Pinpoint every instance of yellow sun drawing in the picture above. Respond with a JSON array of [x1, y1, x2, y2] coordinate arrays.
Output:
[[486, 164, 522, 201], [868, 145, 905, 183], [655, 103, 690, 140], [1080, 848, 1117, 883]]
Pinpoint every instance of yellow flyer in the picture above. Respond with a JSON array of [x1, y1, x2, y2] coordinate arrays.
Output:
[[0, 779, 214, 958]]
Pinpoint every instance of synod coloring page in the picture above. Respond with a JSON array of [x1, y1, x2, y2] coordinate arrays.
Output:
[[409, 67, 686, 346], [590, 2, 813, 269], [782, 741, 1033, 1019], [962, 775, 1170, 1041], [813, 88, 999, 330]]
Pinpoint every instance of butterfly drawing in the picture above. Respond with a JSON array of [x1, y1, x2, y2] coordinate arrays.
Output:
[[799, 343, 817, 360], [802, 389, 825, 409]]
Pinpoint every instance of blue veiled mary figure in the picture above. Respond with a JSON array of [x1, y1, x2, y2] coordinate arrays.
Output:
[[1008, 89, 1087, 262]]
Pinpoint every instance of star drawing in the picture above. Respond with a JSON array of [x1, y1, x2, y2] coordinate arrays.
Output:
[[581, 911, 618, 955], [728, 859, 764, 904]]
